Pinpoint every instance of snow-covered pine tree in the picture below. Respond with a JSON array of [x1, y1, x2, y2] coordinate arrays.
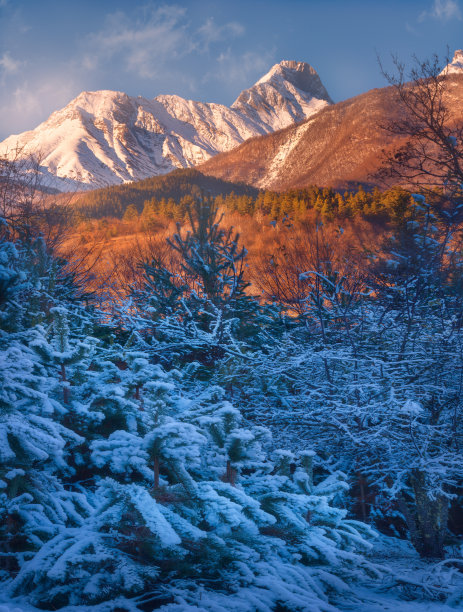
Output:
[[232, 193, 463, 560], [0, 220, 95, 588], [9, 350, 378, 610], [0, 198, 384, 610], [129, 195, 280, 371]]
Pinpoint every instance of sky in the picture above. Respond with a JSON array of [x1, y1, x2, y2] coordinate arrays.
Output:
[[0, 0, 462, 140]]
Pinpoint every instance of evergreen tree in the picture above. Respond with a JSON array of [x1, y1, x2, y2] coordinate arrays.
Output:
[[130, 195, 277, 369], [0, 221, 96, 588], [123, 204, 139, 223], [236, 194, 463, 560]]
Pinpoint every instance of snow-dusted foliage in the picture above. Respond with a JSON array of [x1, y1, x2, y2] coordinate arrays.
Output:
[[0, 212, 379, 610], [0, 222, 95, 586], [129, 197, 279, 369], [227, 196, 463, 562], [7, 335, 379, 609], [2, 190, 462, 610]]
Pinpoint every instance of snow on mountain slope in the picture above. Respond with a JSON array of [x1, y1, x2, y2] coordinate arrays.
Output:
[[200, 69, 463, 192], [260, 119, 316, 189], [232, 60, 333, 132], [0, 61, 332, 191], [442, 49, 463, 75]]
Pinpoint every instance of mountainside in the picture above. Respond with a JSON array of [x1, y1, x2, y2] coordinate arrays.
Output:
[[199, 70, 463, 191], [231, 60, 333, 131], [0, 61, 331, 192]]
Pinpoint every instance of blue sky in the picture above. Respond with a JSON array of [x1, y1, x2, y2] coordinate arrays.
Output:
[[0, 0, 462, 139]]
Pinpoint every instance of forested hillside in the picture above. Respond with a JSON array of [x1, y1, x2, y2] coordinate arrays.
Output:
[[73, 169, 258, 219], [75, 172, 416, 223], [65, 182, 417, 303]]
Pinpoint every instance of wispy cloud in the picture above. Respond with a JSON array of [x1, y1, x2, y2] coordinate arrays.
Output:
[[0, 74, 79, 137], [405, 22, 418, 35], [197, 18, 244, 51], [0, 2, 255, 138], [84, 5, 192, 79], [419, 0, 462, 22], [0, 52, 22, 75], [83, 5, 245, 80], [203, 48, 276, 97]]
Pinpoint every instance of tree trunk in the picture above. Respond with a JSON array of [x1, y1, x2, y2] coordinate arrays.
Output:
[[357, 473, 368, 523], [226, 460, 237, 487], [60, 363, 70, 404], [399, 472, 448, 559], [411, 474, 448, 559], [153, 457, 160, 489]]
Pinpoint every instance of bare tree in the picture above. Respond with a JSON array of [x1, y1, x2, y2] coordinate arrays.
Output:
[[0, 146, 117, 303], [0, 145, 75, 247], [371, 51, 463, 557], [252, 219, 367, 318], [379, 51, 463, 222]]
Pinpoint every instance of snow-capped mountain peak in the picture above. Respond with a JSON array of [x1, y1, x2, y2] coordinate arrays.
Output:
[[0, 60, 332, 191], [231, 60, 332, 134], [441, 49, 463, 75], [254, 60, 333, 102]]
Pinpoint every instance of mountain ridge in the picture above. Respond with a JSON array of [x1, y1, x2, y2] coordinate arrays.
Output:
[[0, 61, 331, 192], [199, 69, 463, 192]]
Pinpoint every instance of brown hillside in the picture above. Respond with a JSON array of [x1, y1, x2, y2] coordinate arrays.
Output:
[[199, 76, 463, 191]]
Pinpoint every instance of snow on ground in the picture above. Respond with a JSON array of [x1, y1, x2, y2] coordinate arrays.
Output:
[[2, 535, 461, 612], [338, 535, 463, 611]]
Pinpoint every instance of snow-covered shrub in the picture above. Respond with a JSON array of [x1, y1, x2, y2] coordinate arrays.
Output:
[[228, 196, 463, 560], [0, 225, 96, 584], [7, 351, 378, 610]]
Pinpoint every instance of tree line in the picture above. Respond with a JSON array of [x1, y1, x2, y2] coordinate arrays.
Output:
[[76, 182, 420, 227]]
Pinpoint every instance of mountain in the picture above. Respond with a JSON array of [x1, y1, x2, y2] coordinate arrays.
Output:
[[0, 61, 331, 192], [442, 49, 463, 75], [199, 73, 463, 191], [231, 60, 333, 131]]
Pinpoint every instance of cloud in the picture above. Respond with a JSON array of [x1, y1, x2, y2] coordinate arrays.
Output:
[[0, 74, 80, 138], [197, 18, 244, 51], [0, 52, 22, 75], [405, 22, 418, 34], [0, 3, 259, 138], [419, 0, 462, 21], [83, 5, 246, 81], [84, 5, 192, 79], [203, 48, 276, 98]]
